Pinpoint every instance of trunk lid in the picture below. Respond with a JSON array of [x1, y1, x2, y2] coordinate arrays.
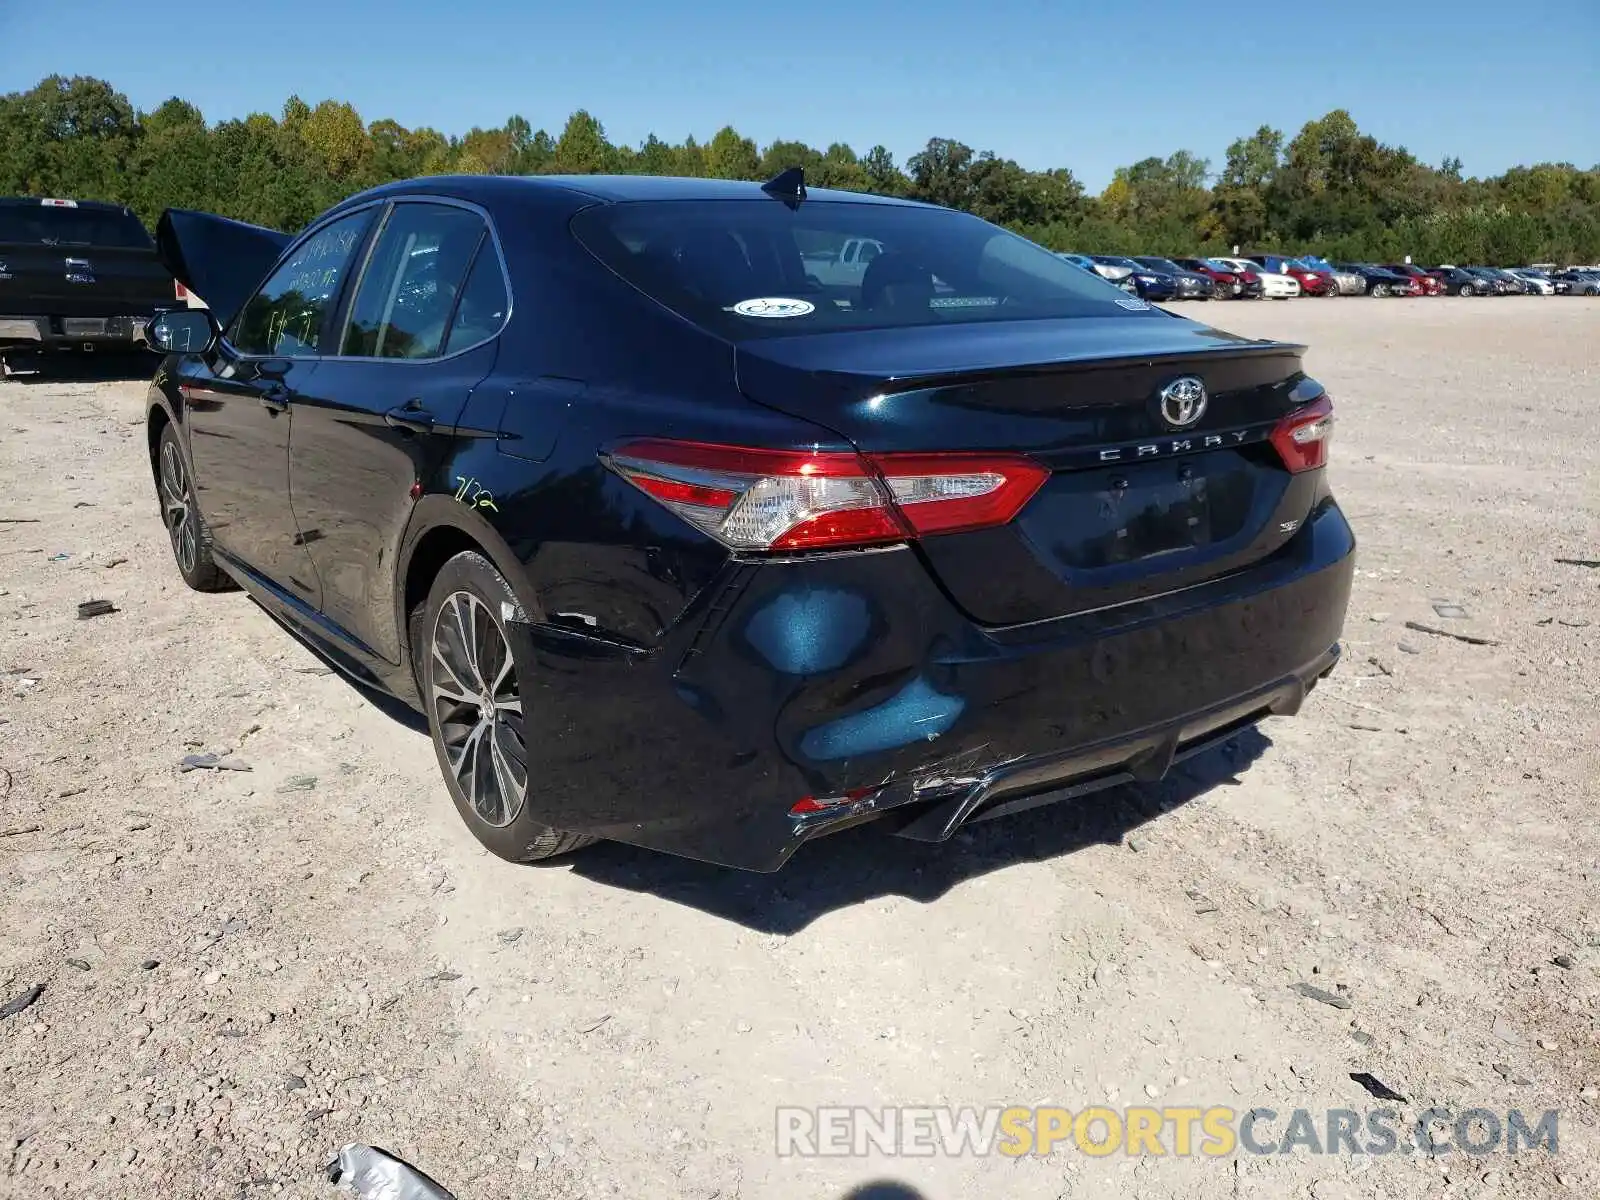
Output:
[[735, 316, 1327, 627], [155, 209, 293, 327]]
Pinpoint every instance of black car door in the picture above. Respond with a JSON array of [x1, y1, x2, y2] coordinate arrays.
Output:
[[180, 208, 376, 607], [286, 200, 508, 665]]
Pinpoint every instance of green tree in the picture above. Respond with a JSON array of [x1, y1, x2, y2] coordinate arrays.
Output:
[[551, 110, 614, 174], [0, 74, 1594, 262], [705, 125, 759, 179]]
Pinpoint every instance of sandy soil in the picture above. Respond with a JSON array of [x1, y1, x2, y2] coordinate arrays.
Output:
[[1, 297, 1597, 1200]]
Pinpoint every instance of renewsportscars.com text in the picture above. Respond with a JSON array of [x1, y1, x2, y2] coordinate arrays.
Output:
[[775, 1105, 1561, 1158]]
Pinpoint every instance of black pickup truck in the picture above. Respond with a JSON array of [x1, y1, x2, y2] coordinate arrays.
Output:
[[1, 197, 179, 369]]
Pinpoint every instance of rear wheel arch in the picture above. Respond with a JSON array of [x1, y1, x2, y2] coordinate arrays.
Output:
[[397, 502, 542, 691]]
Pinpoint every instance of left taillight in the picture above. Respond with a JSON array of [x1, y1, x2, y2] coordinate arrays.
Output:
[[1269, 395, 1335, 473], [603, 439, 1049, 553]]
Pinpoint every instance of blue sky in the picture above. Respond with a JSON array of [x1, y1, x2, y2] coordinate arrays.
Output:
[[3, 0, 1595, 190]]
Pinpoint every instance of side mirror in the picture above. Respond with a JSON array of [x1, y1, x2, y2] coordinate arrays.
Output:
[[146, 308, 218, 355]]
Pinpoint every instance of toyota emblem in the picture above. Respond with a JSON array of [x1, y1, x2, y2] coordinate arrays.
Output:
[[1158, 376, 1207, 428]]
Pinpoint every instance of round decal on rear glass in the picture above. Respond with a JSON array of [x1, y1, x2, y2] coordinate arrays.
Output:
[[732, 297, 816, 319]]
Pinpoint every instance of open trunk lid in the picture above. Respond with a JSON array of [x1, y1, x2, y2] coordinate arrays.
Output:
[[735, 316, 1329, 627], [155, 209, 292, 327]]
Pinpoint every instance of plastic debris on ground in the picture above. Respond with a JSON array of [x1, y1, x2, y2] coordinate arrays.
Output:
[[326, 1143, 457, 1200], [179, 753, 252, 773]]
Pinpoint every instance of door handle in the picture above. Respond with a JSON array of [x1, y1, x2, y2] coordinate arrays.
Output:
[[260, 383, 289, 413], [385, 402, 437, 435]]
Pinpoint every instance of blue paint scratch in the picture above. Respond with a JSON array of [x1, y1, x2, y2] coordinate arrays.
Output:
[[800, 677, 965, 761], [744, 588, 871, 675]]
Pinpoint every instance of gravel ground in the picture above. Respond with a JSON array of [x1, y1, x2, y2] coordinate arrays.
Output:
[[1, 297, 1597, 1200]]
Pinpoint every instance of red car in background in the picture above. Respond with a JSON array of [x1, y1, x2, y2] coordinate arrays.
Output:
[[1172, 257, 1259, 299], [1247, 255, 1338, 296], [1384, 264, 1444, 295]]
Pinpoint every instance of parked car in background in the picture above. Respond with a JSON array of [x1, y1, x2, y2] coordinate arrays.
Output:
[[1246, 255, 1337, 296], [1172, 257, 1254, 299], [1212, 256, 1299, 299], [1091, 255, 1177, 301], [1504, 268, 1555, 295], [1056, 253, 1137, 293], [1298, 256, 1365, 295], [1551, 268, 1600, 295], [1477, 267, 1536, 295], [1, 196, 180, 372], [142, 172, 1354, 872], [1130, 257, 1214, 299], [1334, 263, 1418, 297], [1465, 267, 1522, 296], [1383, 264, 1444, 295], [1427, 265, 1494, 296]]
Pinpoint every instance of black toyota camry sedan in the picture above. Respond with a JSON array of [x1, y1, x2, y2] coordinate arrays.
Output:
[[144, 171, 1354, 872]]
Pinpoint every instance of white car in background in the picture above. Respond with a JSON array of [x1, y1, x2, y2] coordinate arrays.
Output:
[[1214, 256, 1299, 299]]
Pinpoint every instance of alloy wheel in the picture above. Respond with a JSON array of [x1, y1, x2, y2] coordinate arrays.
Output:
[[430, 591, 529, 828], [159, 440, 197, 576]]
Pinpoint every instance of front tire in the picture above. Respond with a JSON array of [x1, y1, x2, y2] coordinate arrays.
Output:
[[155, 422, 230, 592], [420, 551, 596, 864], [1371, 283, 1389, 298], [1457, 283, 1474, 297]]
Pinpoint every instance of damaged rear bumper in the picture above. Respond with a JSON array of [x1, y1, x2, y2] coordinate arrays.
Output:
[[517, 498, 1355, 872]]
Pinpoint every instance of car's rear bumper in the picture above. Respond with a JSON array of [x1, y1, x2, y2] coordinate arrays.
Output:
[[514, 494, 1356, 871], [0, 314, 152, 351]]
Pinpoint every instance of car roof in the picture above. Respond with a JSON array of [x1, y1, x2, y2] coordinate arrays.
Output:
[[332, 173, 932, 212]]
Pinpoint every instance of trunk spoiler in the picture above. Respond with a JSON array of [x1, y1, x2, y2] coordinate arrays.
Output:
[[155, 209, 293, 328]]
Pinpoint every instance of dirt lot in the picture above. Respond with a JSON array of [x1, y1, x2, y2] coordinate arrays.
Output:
[[2, 298, 1597, 1200]]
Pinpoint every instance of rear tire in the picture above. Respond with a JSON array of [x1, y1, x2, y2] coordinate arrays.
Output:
[[419, 550, 597, 865], [155, 422, 230, 592]]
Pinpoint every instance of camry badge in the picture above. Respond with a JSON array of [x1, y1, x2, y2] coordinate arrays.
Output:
[[1158, 376, 1207, 428]]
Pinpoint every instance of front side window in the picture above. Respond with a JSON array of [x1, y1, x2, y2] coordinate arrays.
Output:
[[572, 199, 1142, 340], [341, 204, 488, 360], [231, 211, 373, 357]]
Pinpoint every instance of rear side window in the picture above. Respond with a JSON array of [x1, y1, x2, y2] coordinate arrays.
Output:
[[443, 244, 510, 355], [231, 210, 373, 357], [0, 203, 153, 248], [341, 203, 487, 359], [571, 199, 1143, 340]]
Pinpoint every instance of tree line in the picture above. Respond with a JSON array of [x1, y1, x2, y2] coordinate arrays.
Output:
[[3, 75, 1597, 265]]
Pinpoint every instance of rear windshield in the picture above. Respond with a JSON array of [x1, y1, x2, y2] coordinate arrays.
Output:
[[0, 204, 153, 248], [570, 199, 1148, 339]]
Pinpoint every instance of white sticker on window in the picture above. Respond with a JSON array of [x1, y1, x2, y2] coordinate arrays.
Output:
[[1115, 297, 1151, 311], [731, 297, 816, 319]]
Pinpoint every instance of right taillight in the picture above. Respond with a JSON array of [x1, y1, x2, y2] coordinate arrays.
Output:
[[603, 439, 1049, 553], [1270, 395, 1335, 473]]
